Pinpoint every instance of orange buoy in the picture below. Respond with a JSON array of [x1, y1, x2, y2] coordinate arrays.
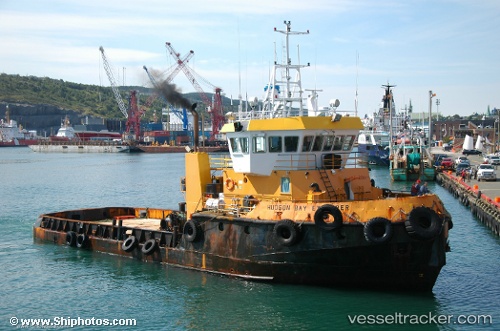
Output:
[[473, 185, 479, 190], [495, 197, 500, 203]]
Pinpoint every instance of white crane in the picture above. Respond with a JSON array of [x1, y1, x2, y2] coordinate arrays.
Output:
[[99, 46, 128, 119]]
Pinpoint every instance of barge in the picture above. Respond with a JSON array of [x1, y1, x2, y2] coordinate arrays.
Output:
[[33, 21, 452, 291]]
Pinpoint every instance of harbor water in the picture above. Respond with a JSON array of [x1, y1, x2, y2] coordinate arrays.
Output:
[[1, 148, 498, 330]]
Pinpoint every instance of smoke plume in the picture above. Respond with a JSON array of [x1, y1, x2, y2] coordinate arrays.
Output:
[[155, 80, 192, 110]]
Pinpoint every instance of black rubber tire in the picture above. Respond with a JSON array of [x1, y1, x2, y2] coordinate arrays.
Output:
[[65, 231, 77, 247], [273, 220, 299, 246], [141, 239, 158, 255], [363, 217, 393, 244], [76, 233, 89, 248], [122, 235, 137, 252], [405, 207, 442, 240], [314, 204, 343, 231], [183, 220, 201, 242]]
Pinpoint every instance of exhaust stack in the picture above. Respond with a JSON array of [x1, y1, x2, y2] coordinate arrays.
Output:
[[190, 103, 199, 152]]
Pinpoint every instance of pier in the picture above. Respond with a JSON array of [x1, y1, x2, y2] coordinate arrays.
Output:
[[433, 149, 500, 236]]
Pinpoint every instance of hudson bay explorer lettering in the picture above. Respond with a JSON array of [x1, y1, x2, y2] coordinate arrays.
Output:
[[267, 204, 292, 211], [267, 204, 349, 211]]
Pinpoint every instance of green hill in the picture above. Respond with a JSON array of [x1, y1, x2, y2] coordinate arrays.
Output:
[[0, 73, 237, 132]]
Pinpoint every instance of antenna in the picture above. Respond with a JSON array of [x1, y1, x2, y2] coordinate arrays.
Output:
[[355, 51, 359, 117]]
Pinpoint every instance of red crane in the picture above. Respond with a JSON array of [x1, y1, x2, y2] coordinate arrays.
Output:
[[165, 42, 224, 139], [99, 46, 142, 141]]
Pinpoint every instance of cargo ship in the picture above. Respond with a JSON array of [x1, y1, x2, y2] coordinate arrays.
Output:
[[0, 118, 38, 147], [33, 22, 452, 291], [28, 116, 128, 153]]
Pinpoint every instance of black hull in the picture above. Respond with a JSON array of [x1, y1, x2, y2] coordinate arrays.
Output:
[[33, 208, 448, 292]]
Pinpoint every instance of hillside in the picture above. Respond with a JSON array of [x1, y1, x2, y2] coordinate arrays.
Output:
[[0, 73, 235, 133]]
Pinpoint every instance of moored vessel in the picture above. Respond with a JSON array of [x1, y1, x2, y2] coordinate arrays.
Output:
[[0, 118, 38, 147], [33, 21, 451, 291]]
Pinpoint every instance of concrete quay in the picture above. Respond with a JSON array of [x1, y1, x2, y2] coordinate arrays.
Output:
[[431, 148, 500, 236]]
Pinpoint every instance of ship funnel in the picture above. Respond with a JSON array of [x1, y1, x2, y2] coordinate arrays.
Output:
[[190, 103, 199, 151]]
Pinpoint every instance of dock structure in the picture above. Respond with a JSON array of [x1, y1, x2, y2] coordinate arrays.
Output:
[[436, 168, 500, 236]]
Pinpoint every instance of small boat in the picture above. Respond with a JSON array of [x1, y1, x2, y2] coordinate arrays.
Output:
[[389, 143, 436, 181], [33, 22, 451, 291]]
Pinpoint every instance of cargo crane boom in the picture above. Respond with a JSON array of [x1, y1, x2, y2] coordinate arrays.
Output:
[[165, 42, 224, 139], [99, 46, 128, 119], [100, 46, 142, 141]]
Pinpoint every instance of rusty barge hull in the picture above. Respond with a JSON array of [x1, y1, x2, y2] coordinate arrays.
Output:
[[33, 207, 448, 291]]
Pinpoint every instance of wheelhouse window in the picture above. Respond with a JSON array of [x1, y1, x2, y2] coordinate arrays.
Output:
[[343, 135, 355, 151], [322, 135, 335, 151], [229, 137, 249, 154], [333, 136, 344, 150], [284, 136, 299, 152], [302, 135, 315, 152], [269, 136, 282, 153], [312, 135, 324, 151], [252, 136, 266, 153]]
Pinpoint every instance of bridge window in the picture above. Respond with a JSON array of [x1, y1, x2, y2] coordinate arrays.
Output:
[[333, 136, 344, 150], [302, 135, 315, 152], [252, 136, 266, 153], [322, 135, 335, 151], [269, 136, 282, 153], [312, 135, 324, 151], [343, 135, 355, 151], [229, 137, 249, 154], [284, 136, 299, 152]]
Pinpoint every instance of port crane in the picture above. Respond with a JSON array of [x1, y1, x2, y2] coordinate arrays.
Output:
[[165, 42, 225, 140], [99, 46, 142, 141]]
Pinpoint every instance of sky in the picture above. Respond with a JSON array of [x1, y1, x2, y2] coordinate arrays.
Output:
[[1, 0, 499, 119]]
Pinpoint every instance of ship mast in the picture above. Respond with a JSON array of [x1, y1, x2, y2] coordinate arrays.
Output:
[[264, 21, 310, 118]]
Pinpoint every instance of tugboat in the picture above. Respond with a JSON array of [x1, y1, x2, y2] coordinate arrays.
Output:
[[33, 21, 452, 291]]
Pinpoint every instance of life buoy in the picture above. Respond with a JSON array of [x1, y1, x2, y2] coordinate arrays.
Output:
[[363, 217, 393, 244], [314, 204, 343, 231], [122, 235, 137, 252], [66, 231, 77, 247], [76, 233, 89, 248], [273, 219, 299, 246], [142, 239, 158, 255], [225, 178, 235, 191], [405, 207, 442, 240], [183, 220, 201, 242]]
